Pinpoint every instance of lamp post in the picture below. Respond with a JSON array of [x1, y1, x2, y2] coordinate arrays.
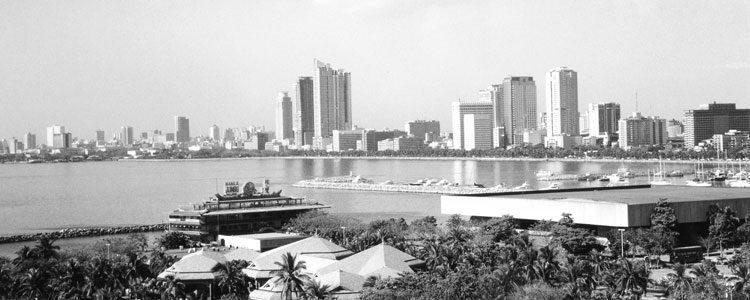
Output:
[[106, 243, 111, 261], [341, 226, 347, 246], [618, 229, 625, 258]]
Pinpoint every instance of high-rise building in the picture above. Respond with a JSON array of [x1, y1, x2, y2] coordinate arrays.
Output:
[[684, 103, 750, 148], [174, 116, 190, 143], [588, 102, 621, 136], [479, 85, 504, 128], [666, 119, 683, 137], [502, 76, 537, 146], [464, 114, 493, 150], [96, 130, 105, 142], [361, 130, 395, 152], [120, 126, 134, 146], [618, 112, 667, 149], [451, 101, 494, 150], [276, 92, 293, 140], [46, 125, 66, 148], [209, 125, 220, 141], [7, 137, 20, 154], [24, 132, 36, 149], [405, 120, 440, 140], [313, 59, 351, 142], [294, 77, 315, 146], [545, 67, 578, 137], [332, 129, 363, 152]]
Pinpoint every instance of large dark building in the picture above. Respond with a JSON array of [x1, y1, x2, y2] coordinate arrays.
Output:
[[684, 103, 750, 148]]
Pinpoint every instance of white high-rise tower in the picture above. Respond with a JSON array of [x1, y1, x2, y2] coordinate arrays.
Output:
[[545, 67, 578, 137]]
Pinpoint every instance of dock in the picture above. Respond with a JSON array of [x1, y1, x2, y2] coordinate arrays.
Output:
[[293, 176, 510, 195]]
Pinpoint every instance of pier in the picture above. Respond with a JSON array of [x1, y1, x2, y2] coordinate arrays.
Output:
[[294, 176, 511, 194]]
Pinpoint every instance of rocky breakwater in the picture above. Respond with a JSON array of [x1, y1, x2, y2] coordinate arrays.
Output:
[[0, 224, 168, 244]]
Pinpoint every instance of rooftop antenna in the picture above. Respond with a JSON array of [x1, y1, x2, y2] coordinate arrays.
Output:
[[635, 92, 639, 112]]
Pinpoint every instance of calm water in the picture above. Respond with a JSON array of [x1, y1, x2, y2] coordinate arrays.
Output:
[[0, 158, 695, 236]]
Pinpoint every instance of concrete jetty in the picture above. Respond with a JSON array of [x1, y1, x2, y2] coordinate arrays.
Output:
[[294, 176, 510, 195]]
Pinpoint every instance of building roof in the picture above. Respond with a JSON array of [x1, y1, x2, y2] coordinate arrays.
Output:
[[316, 244, 424, 279], [158, 250, 225, 282], [203, 203, 331, 216], [497, 186, 750, 205], [229, 232, 306, 241], [243, 237, 354, 279]]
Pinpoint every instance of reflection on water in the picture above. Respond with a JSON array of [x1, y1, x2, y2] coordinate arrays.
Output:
[[0, 158, 692, 235]]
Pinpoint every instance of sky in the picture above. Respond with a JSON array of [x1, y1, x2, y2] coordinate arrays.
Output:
[[1, 0, 749, 141]]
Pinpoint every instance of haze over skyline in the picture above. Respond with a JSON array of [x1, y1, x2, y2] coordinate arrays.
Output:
[[1, 0, 748, 140]]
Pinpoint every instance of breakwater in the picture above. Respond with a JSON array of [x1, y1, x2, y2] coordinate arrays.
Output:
[[0, 224, 167, 244], [294, 177, 510, 195]]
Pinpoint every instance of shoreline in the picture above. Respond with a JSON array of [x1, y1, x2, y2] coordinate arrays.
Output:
[[112, 155, 720, 165], [0, 224, 167, 244]]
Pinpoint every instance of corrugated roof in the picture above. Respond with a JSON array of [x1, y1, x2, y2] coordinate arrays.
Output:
[[493, 186, 750, 205], [243, 237, 353, 279], [316, 244, 423, 279]]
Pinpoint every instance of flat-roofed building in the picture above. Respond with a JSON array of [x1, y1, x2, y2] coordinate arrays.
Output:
[[405, 120, 440, 140], [451, 101, 493, 150], [684, 102, 750, 149], [618, 112, 667, 149], [377, 137, 427, 152], [332, 129, 363, 151]]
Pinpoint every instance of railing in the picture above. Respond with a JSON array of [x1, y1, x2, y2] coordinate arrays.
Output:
[[194, 197, 311, 212]]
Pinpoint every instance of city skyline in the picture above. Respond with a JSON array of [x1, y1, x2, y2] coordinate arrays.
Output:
[[1, 1, 748, 139]]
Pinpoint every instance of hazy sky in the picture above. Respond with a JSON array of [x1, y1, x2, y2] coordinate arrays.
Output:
[[1, 0, 749, 140]]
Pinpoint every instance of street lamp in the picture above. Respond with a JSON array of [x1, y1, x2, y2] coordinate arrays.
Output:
[[618, 229, 625, 258], [106, 243, 111, 261]]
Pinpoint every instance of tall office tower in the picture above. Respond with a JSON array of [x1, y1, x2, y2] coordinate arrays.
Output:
[[405, 120, 440, 140], [8, 138, 20, 154], [276, 92, 293, 140], [684, 103, 750, 148], [313, 59, 351, 142], [464, 114, 493, 150], [545, 67, 578, 137], [579, 114, 589, 135], [502, 76, 537, 146], [120, 126, 134, 146], [479, 84, 504, 128], [24, 132, 36, 149], [46, 125, 66, 148], [209, 125, 220, 141], [588, 102, 621, 136], [95, 130, 105, 142], [451, 101, 494, 150], [666, 119, 683, 137], [294, 77, 315, 146], [175, 116, 190, 143], [223, 128, 235, 142], [618, 112, 668, 149]]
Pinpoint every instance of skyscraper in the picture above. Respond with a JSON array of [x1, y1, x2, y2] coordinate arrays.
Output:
[[545, 67, 578, 137], [464, 114, 493, 150], [209, 125, 220, 141], [502, 76, 537, 146], [120, 126, 134, 146], [46, 125, 66, 148], [24, 132, 36, 149], [479, 85, 504, 128], [684, 103, 750, 148], [294, 77, 315, 146], [175, 116, 190, 143], [313, 59, 351, 142], [96, 130, 105, 142], [451, 101, 494, 150], [276, 92, 293, 140], [587, 102, 621, 136]]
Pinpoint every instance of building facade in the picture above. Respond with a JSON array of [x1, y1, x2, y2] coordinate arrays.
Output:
[[313, 60, 351, 144], [377, 137, 426, 152], [502, 76, 537, 146], [405, 120, 440, 140], [209, 125, 220, 141], [588, 102, 621, 136], [684, 103, 750, 148], [294, 77, 315, 146], [24, 132, 36, 150], [361, 130, 395, 152], [618, 112, 667, 149], [451, 101, 494, 150], [463, 114, 493, 150], [667, 119, 684, 137], [175, 116, 190, 143], [275, 92, 293, 140], [46, 125, 66, 149], [332, 129, 363, 152], [545, 67, 578, 137]]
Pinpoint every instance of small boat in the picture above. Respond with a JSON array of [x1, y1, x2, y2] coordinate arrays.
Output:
[[473, 182, 486, 188], [512, 182, 531, 190], [666, 170, 685, 177], [729, 180, 750, 188], [577, 173, 598, 181], [686, 178, 711, 187], [27, 159, 44, 164], [540, 183, 561, 190], [598, 176, 610, 182], [535, 170, 554, 177]]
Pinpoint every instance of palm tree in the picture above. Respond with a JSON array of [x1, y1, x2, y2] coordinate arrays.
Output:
[[270, 252, 310, 300], [18, 268, 49, 299], [613, 259, 649, 299], [534, 246, 561, 285], [304, 277, 334, 300], [12, 245, 36, 267], [665, 263, 693, 300], [34, 236, 60, 260], [217, 259, 251, 296]]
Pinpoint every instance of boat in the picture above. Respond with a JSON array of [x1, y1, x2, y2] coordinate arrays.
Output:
[[540, 183, 561, 190], [27, 159, 44, 164], [666, 170, 685, 177], [650, 158, 673, 186], [686, 178, 711, 187], [598, 176, 610, 182], [577, 173, 598, 181], [473, 183, 486, 188], [512, 182, 531, 190], [535, 170, 554, 177]]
